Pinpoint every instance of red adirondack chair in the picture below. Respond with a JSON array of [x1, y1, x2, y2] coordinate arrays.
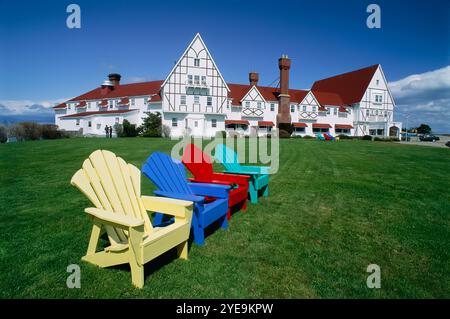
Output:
[[182, 143, 249, 220]]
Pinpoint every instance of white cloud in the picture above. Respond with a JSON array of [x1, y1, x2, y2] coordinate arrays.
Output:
[[389, 66, 450, 133], [124, 76, 147, 83], [0, 98, 68, 115]]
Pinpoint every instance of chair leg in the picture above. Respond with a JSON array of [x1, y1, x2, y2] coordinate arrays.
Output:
[[177, 241, 188, 260], [129, 258, 144, 289], [193, 226, 205, 246], [227, 208, 231, 220], [242, 200, 247, 211], [249, 187, 258, 204], [221, 215, 228, 229], [263, 185, 269, 197]]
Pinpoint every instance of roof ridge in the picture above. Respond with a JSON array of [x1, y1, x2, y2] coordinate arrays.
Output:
[[314, 64, 379, 83]]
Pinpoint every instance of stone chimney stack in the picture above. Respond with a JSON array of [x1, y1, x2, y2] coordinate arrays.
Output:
[[277, 55, 292, 126], [249, 72, 259, 86], [108, 73, 121, 86]]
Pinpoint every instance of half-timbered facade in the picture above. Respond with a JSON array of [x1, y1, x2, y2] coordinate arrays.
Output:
[[53, 33, 401, 138]]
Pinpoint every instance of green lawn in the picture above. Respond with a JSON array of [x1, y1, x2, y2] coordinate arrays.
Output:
[[0, 138, 449, 298]]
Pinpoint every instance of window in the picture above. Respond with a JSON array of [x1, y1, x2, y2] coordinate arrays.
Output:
[[375, 95, 383, 103], [313, 128, 329, 133], [369, 129, 376, 135], [375, 110, 379, 116], [172, 118, 178, 127], [88, 121, 92, 128], [335, 128, 350, 134], [130, 98, 135, 106], [194, 121, 198, 127], [115, 117, 119, 123], [227, 100, 230, 109], [96, 101, 100, 107], [181, 95, 186, 105], [366, 109, 370, 116], [303, 105, 307, 112], [201, 76, 206, 85], [194, 58, 200, 67], [96, 124, 101, 130], [194, 95, 199, 104], [76, 119, 80, 126], [87, 102, 91, 109], [294, 127, 305, 133], [245, 101, 250, 108], [290, 105, 295, 112], [377, 129, 384, 136], [312, 106, 317, 112], [109, 100, 114, 109], [194, 75, 200, 85], [270, 103, 275, 112], [211, 119, 217, 128], [326, 108, 331, 115], [376, 79, 380, 85], [144, 97, 148, 104], [68, 104, 71, 110], [188, 75, 193, 85], [207, 96, 212, 106], [257, 102, 262, 109]]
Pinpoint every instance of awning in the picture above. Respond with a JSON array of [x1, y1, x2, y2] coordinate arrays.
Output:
[[118, 97, 129, 105], [335, 124, 353, 129], [292, 122, 308, 128], [99, 100, 108, 106], [312, 123, 332, 129], [258, 121, 274, 127], [225, 120, 250, 125], [76, 101, 86, 108]]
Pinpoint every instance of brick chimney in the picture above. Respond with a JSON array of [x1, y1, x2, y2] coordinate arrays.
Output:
[[249, 72, 259, 86], [276, 55, 291, 126], [101, 80, 114, 96], [108, 73, 121, 86]]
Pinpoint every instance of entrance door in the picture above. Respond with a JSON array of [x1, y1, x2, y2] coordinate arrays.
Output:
[[187, 118, 203, 137]]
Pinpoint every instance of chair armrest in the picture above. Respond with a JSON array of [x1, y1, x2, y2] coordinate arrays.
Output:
[[189, 177, 233, 186], [211, 172, 250, 185], [141, 195, 193, 219], [85, 208, 144, 229], [239, 166, 270, 174], [153, 190, 205, 204], [187, 182, 230, 198], [225, 169, 261, 176]]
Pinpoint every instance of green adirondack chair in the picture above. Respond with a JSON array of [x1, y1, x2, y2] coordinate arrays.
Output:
[[214, 144, 269, 204]]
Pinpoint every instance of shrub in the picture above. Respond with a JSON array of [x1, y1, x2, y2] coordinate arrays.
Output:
[[374, 137, 400, 142], [278, 129, 291, 138], [138, 112, 161, 137], [362, 135, 373, 141], [41, 124, 61, 139], [0, 125, 7, 143], [338, 134, 352, 140], [292, 134, 303, 138], [278, 123, 293, 135], [161, 125, 171, 138], [303, 135, 314, 139], [122, 120, 138, 137], [113, 123, 124, 137], [7, 124, 26, 141], [18, 122, 42, 140], [215, 130, 226, 138]]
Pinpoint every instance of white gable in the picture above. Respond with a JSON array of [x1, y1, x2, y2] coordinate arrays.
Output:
[[161, 33, 229, 113], [300, 91, 319, 107], [241, 86, 266, 103]]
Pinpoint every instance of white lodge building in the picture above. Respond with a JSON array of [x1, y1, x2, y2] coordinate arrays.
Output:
[[54, 33, 402, 138]]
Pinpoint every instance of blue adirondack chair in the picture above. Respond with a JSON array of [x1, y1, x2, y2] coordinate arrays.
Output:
[[142, 152, 230, 245], [214, 144, 269, 204]]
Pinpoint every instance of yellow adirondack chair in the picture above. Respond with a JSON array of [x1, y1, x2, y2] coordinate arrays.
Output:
[[70, 150, 193, 288]]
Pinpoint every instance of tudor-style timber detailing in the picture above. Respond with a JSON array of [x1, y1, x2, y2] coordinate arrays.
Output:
[[53, 34, 401, 138]]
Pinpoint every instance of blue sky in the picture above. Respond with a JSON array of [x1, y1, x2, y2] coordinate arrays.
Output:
[[0, 0, 449, 131]]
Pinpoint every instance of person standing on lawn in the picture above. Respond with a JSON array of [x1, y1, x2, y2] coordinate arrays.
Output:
[[109, 125, 113, 138], [105, 125, 110, 138]]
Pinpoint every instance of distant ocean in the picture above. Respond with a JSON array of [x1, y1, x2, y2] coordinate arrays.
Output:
[[0, 114, 54, 125]]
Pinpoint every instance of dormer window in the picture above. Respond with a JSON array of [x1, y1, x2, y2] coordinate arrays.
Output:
[[245, 101, 250, 108], [144, 97, 148, 104], [333, 108, 338, 115], [194, 75, 200, 85], [130, 98, 135, 106], [194, 58, 200, 67], [257, 102, 262, 109], [109, 100, 114, 108], [270, 103, 275, 112], [290, 105, 295, 113]]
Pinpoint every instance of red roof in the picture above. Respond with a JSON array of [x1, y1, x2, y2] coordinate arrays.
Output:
[[225, 120, 250, 125], [311, 64, 379, 105], [61, 109, 138, 119], [335, 124, 353, 129], [76, 101, 87, 108], [54, 103, 67, 109], [258, 121, 274, 127], [227, 84, 308, 105], [312, 123, 332, 129], [312, 91, 344, 107], [293, 122, 308, 128], [118, 97, 129, 105]]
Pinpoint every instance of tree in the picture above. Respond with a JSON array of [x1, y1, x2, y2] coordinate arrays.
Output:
[[416, 124, 431, 135], [122, 120, 138, 137], [0, 125, 7, 143], [138, 112, 162, 137]]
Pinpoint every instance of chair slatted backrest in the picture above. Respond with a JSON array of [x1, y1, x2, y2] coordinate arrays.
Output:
[[142, 152, 193, 195], [215, 144, 241, 172], [182, 144, 214, 181], [71, 150, 153, 246]]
